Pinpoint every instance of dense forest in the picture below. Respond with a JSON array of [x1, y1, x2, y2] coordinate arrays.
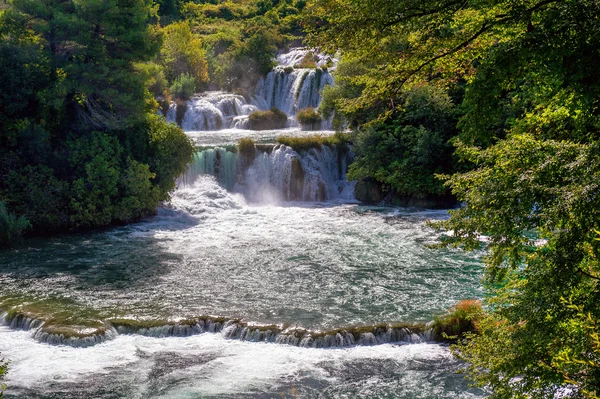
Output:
[[1, 0, 599, 398]]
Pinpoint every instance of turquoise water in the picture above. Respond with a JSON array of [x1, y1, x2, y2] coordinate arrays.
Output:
[[0, 173, 485, 398]]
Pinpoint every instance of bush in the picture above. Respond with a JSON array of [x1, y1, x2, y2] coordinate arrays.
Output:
[[170, 73, 196, 100], [294, 51, 317, 69], [0, 353, 6, 397], [276, 132, 350, 152], [431, 300, 483, 342], [296, 107, 322, 130], [160, 22, 208, 87], [248, 108, 288, 130], [238, 138, 256, 157], [147, 115, 195, 199], [0, 200, 31, 246]]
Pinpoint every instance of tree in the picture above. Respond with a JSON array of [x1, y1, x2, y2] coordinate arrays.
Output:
[[306, 0, 600, 397], [436, 135, 600, 398], [347, 85, 457, 199], [0, 0, 194, 234], [160, 21, 209, 88]]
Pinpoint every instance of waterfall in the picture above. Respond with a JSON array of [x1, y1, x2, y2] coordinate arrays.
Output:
[[168, 48, 336, 131], [1, 309, 429, 348], [179, 143, 355, 203], [166, 91, 262, 130], [254, 67, 334, 118]]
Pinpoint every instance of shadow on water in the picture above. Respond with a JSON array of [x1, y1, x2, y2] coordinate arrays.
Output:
[[0, 208, 197, 291]]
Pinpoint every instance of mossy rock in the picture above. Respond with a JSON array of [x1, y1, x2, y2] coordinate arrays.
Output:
[[296, 108, 322, 131], [248, 108, 288, 130]]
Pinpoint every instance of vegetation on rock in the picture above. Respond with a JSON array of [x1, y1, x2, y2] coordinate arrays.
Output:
[[296, 107, 322, 130], [276, 132, 349, 152], [248, 108, 288, 130]]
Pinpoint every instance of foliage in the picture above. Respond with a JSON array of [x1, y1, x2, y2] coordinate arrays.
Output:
[[181, 0, 306, 93], [294, 51, 317, 68], [277, 132, 349, 152], [0, 200, 30, 246], [248, 108, 288, 130], [0, 1, 193, 235], [319, 57, 380, 129], [308, 1, 600, 397], [434, 134, 600, 398], [134, 62, 168, 98], [160, 21, 209, 88], [0, 353, 6, 398], [147, 115, 195, 199], [431, 300, 483, 342], [238, 138, 257, 158], [169, 73, 196, 100], [347, 85, 457, 198], [296, 107, 322, 130]]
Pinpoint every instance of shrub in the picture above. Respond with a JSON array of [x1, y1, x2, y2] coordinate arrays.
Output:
[[431, 299, 484, 342], [175, 99, 188, 126], [294, 51, 317, 69], [296, 107, 322, 130], [248, 108, 288, 130], [0, 200, 31, 246], [238, 138, 256, 158], [276, 132, 350, 152], [0, 353, 6, 397], [160, 22, 208, 87], [147, 115, 195, 199], [170, 73, 196, 100]]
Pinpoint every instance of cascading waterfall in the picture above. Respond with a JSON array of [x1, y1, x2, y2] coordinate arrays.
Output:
[[166, 92, 264, 130], [169, 48, 335, 131], [179, 143, 355, 202], [0, 309, 428, 348], [255, 67, 334, 118]]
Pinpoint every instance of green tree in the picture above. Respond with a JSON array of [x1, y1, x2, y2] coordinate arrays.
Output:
[[347, 85, 457, 198], [0, 0, 194, 235], [436, 135, 600, 398], [160, 21, 209, 88], [307, 0, 600, 397]]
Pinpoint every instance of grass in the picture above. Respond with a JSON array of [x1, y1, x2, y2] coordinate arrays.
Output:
[[0, 200, 31, 246], [248, 108, 288, 130], [276, 132, 351, 152], [431, 299, 484, 342], [294, 51, 318, 69], [296, 107, 322, 130], [238, 138, 256, 158]]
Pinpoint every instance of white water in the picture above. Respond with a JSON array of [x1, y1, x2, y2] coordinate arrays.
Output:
[[165, 91, 264, 130], [180, 144, 354, 202], [0, 327, 483, 398], [167, 48, 335, 132], [0, 47, 485, 399]]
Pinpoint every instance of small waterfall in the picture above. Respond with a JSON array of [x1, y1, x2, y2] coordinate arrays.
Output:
[[1, 308, 433, 348], [180, 148, 239, 190], [255, 67, 334, 118], [166, 92, 261, 131], [179, 143, 355, 203]]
